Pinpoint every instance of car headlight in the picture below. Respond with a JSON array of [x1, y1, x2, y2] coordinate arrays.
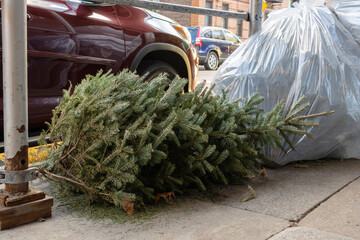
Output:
[[172, 24, 192, 43]]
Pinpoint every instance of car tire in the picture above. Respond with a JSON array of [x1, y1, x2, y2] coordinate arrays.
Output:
[[139, 60, 178, 83], [204, 51, 219, 70]]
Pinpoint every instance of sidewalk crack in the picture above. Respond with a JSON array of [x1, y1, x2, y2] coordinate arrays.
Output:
[[295, 175, 360, 223]]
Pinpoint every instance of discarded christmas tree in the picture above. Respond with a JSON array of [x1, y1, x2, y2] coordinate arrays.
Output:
[[39, 70, 332, 212]]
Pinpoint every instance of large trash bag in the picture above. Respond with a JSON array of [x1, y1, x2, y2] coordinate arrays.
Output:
[[332, 0, 360, 45], [209, 0, 360, 165]]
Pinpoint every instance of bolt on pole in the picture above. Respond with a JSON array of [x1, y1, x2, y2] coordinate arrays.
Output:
[[2, 0, 29, 194], [249, 0, 263, 37]]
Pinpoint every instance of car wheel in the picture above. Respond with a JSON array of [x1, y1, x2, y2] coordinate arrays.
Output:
[[138, 60, 178, 83], [204, 51, 219, 70]]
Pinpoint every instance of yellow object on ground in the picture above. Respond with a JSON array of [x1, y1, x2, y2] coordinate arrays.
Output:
[[0, 144, 54, 165]]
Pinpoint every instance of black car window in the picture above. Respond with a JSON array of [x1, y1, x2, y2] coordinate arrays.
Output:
[[224, 30, 239, 43], [213, 30, 225, 40], [203, 30, 212, 39]]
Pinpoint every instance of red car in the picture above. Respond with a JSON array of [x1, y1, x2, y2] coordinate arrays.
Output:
[[0, 0, 198, 136]]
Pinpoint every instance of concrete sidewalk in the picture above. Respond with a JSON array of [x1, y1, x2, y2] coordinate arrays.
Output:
[[1, 159, 359, 240]]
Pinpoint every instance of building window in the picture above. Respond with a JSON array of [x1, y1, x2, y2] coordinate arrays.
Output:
[[222, 4, 229, 29], [237, 18, 243, 38], [205, 1, 213, 26]]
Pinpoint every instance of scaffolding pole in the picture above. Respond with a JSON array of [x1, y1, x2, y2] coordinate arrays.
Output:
[[89, 0, 249, 20], [249, 0, 263, 36], [2, 0, 29, 194], [0, 0, 53, 231]]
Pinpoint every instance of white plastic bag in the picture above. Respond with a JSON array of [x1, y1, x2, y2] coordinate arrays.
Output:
[[333, 0, 360, 45], [209, 0, 360, 165]]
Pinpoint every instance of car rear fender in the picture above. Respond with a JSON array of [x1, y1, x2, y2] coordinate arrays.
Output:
[[205, 48, 220, 62], [130, 43, 191, 83]]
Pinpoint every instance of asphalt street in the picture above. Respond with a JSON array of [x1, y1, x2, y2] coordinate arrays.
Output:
[[197, 67, 217, 86]]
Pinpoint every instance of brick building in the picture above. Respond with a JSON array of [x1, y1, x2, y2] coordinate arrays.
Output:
[[159, 0, 291, 41], [190, 0, 251, 41], [266, 0, 292, 11], [159, 0, 192, 26]]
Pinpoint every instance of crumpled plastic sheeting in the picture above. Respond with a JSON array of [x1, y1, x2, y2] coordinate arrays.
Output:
[[333, 0, 360, 45], [209, 0, 360, 165]]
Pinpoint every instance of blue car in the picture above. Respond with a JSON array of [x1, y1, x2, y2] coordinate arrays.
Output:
[[188, 26, 242, 70]]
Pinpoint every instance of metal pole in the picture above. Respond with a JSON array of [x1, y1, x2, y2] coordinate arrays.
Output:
[[88, 0, 249, 20], [2, 0, 29, 194], [249, 0, 263, 36]]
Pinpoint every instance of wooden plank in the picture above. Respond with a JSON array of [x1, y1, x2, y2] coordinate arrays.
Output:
[[0, 192, 8, 206], [4, 188, 45, 207], [0, 196, 53, 230], [0, 195, 53, 218], [1, 207, 51, 227]]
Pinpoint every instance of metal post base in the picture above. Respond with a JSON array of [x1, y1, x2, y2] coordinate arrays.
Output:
[[0, 188, 53, 230]]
